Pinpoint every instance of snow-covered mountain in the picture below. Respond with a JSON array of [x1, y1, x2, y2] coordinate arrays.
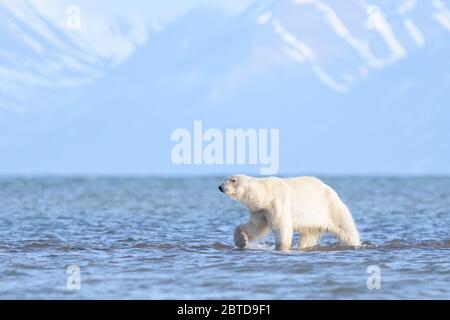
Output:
[[1, 0, 449, 175]]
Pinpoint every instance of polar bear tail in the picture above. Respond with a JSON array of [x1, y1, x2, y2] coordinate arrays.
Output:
[[329, 195, 361, 247]]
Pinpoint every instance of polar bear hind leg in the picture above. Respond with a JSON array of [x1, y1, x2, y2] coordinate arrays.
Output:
[[330, 201, 361, 246], [298, 228, 322, 248]]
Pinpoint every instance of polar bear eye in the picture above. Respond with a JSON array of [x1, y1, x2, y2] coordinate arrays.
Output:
[[231, 178, 236, 183]]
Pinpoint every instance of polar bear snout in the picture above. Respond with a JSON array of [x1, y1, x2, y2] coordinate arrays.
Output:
[[218, 184, 225, 193]]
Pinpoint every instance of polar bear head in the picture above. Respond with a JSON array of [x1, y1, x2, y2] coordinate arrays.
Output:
[[218, 175, 253, 202]]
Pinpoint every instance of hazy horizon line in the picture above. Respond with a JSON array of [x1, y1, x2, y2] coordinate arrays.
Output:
[[1, 173, 449, 179]]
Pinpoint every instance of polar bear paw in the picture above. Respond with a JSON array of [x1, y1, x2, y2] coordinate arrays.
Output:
[[234, 226, 249, 248]]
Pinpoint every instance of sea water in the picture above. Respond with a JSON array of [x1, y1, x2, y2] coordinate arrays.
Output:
[[0, 176, 448, 299]]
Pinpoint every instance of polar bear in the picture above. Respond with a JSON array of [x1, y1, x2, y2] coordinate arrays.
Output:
[[218, 175, 361, 251]]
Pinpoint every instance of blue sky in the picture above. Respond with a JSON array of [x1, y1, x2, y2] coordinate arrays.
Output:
[[1, 0, 450, 176]]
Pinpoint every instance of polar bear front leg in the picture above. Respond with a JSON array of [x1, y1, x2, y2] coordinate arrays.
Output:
[[270, 202, 293, 251], [234, 213, 269, 248], [273, 224, 293, 251]]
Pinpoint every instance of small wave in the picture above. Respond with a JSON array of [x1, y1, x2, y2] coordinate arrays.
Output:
[[3, 240, 65, 251], [300, 244, 361, 252], [246, 242, 275, 251], [21, 241, 56, 250], [210, 242, 234, 250], [378, 239, 450, 250], [230, 239, 450, 253], [2, 269, 30, 276], [0, 239, 235, 252], [297, 239, 450, 252], [131, 242, 176, 249], [131, 241, 234, 251], [1, 239, 448, 253]]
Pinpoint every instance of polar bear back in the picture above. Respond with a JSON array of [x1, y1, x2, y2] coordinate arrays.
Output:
[[274, 176, 345, 231]]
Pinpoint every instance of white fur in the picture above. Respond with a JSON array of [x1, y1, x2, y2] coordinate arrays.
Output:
[[219, 175, 361, 251]]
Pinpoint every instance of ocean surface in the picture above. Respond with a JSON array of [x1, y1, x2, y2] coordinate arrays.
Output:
[[0, 176, 449, 299]]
